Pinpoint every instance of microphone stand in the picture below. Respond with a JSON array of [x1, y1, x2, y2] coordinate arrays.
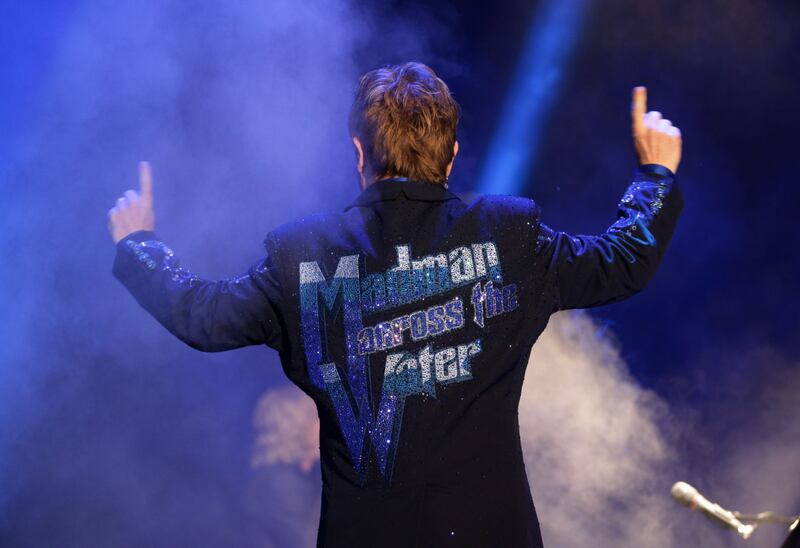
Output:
[[731, 511, 799, 546], [671, 480, 799, 544], [733, 512, 798, 526], [778, 517, 800, 548]]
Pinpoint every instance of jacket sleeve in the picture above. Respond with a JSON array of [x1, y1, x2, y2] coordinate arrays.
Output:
[[112, 230, 287, 353], [534, 164, 684, 311]]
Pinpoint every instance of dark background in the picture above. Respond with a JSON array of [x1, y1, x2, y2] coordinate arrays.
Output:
[[1, 0, 798, 546]]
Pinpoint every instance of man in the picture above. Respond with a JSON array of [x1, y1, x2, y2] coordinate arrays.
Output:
[[108, 62, 682, 547]]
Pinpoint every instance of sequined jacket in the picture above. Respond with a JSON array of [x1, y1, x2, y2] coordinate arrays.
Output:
[[112, 163, 682, 548]]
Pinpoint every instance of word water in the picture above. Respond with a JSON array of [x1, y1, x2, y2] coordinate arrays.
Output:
[[383, 339, 482, 397], [366, 339, 483, 476]]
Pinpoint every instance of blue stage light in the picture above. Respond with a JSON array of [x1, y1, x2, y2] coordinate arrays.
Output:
[[477, 0, 589, 195]]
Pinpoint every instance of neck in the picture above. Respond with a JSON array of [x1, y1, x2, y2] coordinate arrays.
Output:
[[360, 173, 448, 190], [361, 173, 404, 190]]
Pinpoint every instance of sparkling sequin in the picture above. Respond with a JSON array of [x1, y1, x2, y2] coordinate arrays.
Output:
[[448, 247, 475, 284], [124, 239, 200, 286], [299, 255, 370, 475], [375, 338, 482, 479], [297, 240, 508, 482], [360, 243, 503, 315], [355, 297, 464, 355]]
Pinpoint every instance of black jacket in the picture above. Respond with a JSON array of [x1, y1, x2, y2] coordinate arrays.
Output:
[[113, 164, 682, 547]]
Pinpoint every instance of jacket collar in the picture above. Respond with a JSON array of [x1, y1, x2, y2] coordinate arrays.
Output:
[[343, 177, 460, 212]]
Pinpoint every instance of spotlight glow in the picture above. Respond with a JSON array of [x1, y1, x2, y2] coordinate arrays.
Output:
[[477, 0, 589, 195]]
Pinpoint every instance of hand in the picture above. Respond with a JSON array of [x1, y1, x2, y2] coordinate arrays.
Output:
[[107, 161, 156, 244], [631, 86, 682, 174]]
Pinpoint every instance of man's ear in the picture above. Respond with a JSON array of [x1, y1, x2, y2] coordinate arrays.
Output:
[[446, 140, 459, 177], [353, 136, 365, 174]]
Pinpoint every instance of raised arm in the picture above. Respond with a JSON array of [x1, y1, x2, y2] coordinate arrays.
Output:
[[107, 163, 286, 352], [534, 87, 684, 311]]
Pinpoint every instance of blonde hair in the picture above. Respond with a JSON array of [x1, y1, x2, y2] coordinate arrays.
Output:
[[348, 62, 460, 184]]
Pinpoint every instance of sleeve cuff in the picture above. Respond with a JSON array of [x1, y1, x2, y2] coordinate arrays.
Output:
[[115, 229, 159, 250], [637, 164, 675, 179]]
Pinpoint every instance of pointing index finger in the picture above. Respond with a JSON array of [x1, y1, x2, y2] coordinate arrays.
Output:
[[632, 86, 647, 136], [139, 161, 153, 204]]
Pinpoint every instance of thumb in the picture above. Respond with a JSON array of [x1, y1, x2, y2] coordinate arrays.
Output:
[[631, 86, 647, 137], [139, 161, 153, 205]]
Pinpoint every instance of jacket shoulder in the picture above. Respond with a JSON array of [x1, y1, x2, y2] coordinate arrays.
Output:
[[467, 194, 542, 222], [261, 212, 346, 251]]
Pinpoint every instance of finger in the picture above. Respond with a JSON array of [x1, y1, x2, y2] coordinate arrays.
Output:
[[644, 111, 662, 129], [646, 111, 662, 121], [667, 126, 681, 138], [658, 119, 672, 132], [116, 196, 127, 208], [631, 86, 647, 136], [124, 189, 140, 203], [139, 161, 153, 205], [107, 206, 117, 219]]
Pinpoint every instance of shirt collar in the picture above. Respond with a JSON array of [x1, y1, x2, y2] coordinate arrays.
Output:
[[343, 177, 460, 212]]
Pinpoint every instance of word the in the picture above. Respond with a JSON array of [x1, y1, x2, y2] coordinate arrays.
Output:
[[470, 281, 518, 328]]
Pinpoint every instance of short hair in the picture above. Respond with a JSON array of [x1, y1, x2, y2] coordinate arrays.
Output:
[[348, 62, 460, 184]]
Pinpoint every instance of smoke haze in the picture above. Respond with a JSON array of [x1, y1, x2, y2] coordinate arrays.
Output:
[[252, 311, 799, 547], [1, 1, 798, 546], [0, 0, 455, 545]]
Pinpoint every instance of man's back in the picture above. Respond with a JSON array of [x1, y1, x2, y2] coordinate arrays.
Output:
[[112, 167, 681, 547], [272, 178, 547, 546], [108, 61, 683, 547]]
